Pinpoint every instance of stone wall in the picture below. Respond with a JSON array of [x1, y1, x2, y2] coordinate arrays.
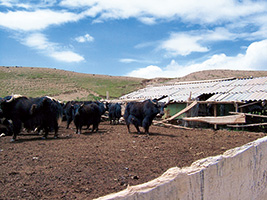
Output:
[[96, 136, 267, 200]]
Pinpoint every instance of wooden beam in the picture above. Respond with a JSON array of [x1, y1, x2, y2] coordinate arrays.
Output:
[[183, 114, 246, 125], [238, 101, 261, 108], [153, 121, 192, 130], [228, 122, 267, 128], [163, 100, 198, 122], [229, 112, 267, 118]]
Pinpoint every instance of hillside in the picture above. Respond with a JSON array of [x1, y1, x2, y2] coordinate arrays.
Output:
[[0, 66, 144, 101], [164, 69, 267, 84], [0, 66, 266, 101]]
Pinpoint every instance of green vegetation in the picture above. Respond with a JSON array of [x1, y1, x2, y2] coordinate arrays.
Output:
[[74, 77, 141, 99], [0, 66, 144, 100]]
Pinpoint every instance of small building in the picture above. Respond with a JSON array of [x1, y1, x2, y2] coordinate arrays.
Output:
[[120, 76, 267, 132]]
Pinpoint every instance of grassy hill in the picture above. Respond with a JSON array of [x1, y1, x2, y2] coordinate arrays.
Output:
[[0, 66, 144, 101], [164, 69, 267, 84], [1, 66, 266, 101]]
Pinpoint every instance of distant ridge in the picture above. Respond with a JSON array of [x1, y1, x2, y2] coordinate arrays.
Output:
[[165, 69, 267, 84]]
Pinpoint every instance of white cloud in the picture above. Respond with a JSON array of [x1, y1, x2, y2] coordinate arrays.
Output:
[[242, 39, 267, 69], [138, 17, 156, 25], [160, 33, 209, 56], [119, 58, 159, 64], [75, 34, 94, 43], [60, 0, 95, 8], [23, 33, 84, 62], [0, 0, 15, 7], [0, 0, 57, 8], [0, 1, 31, 9], [59, 0, 267, 50], [205, 27, 236, 41], [60, 0, 267, 25], [159, 28, 239, 57], [23, 32, 53, 50], [0, 9, 81, 31], [126, 40, 267, 78], [1, 0, 266, 36], [127, 65, 164, 79], [51, 51, 84, 62], [119, 58, 139, 63]]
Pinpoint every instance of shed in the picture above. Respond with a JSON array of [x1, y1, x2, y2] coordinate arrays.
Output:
[[120, 76, 267, 131]]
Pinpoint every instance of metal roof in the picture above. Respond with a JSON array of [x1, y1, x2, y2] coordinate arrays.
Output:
[[120, 76, 267, 102]]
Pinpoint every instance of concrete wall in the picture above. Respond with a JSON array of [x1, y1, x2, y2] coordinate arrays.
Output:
[[96, 136, 267, 200]]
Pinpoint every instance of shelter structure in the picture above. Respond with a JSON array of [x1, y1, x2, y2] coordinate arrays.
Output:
[[120, 76, 267, 131]]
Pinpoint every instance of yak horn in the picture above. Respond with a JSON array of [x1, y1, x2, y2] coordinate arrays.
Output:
[[155, 95, 168, 102], [6, 96, 14, 103], [150, 99, 157, 105], [6, 94, 24, 103]]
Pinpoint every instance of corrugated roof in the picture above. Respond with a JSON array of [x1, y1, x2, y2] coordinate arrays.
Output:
[[120, 76, 267, 102]]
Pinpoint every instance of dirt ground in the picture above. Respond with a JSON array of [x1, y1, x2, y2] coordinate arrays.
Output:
[[0, 120, 265, 200]]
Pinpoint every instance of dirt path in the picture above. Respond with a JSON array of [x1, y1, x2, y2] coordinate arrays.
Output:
[[0, 121, 264, 199]]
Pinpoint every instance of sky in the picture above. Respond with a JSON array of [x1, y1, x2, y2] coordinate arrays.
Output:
[[0, 0, 267, 79]]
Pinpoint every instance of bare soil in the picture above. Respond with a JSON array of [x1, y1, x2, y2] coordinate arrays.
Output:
[[0, 120, 264, 200]]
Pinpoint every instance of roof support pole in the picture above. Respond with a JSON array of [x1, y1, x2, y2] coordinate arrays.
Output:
[[234, 102, 240, 130], [234, 102, 238, 112], [214, 104, 217, 130]]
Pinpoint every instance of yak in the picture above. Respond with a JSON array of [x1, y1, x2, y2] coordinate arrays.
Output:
[[0, 95, 63, 141], [124, 97, 166, 134], [74, 103, 101, 134], [108, 103, 122, 125]]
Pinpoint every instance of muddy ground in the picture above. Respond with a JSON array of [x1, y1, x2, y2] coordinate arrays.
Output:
[[0, 120, 264, 199]]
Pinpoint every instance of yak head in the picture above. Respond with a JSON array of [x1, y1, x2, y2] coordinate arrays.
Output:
[[150, 95, 169, 117], [0, 95, 26, 118], [74, 103, 83, 116], [148, 99, 166, 117]]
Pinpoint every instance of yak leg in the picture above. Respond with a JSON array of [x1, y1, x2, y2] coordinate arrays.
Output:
[[134, 125, 141, 134], [125, 115, 131, 133], [128, 115, 141, 134], [91, 124, 95, 132], [126, 123, 141, 134], [92, 123, 99, 133], [142, 117, 151, 135], [42, 126, 49, 139], [66, 117, 72, 129], [11, 120, 22, 142], [54, 124, 59, 138], [126, 124, 131, 133], [76, 125, 82, 134]]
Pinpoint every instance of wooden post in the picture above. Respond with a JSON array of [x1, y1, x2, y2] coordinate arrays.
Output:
[[234, 102, 240, 130], [214, 104, 217, 129], [106, 91, 109, 100], [234, 102, 238, 112], [185, 92, 192, 127]]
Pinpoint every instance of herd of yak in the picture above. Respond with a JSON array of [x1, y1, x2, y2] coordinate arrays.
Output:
[[0, 95, 167, 142]]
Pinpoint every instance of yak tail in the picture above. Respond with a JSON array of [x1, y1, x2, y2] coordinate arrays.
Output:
[[57, 116, 63, 126], [57, 108, 63, 126]]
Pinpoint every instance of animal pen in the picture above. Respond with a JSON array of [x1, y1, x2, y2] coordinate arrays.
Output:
[[120, 76, 267, 132]]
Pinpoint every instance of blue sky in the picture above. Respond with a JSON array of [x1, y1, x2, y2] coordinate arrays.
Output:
[[0, 0, 267, 79]]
